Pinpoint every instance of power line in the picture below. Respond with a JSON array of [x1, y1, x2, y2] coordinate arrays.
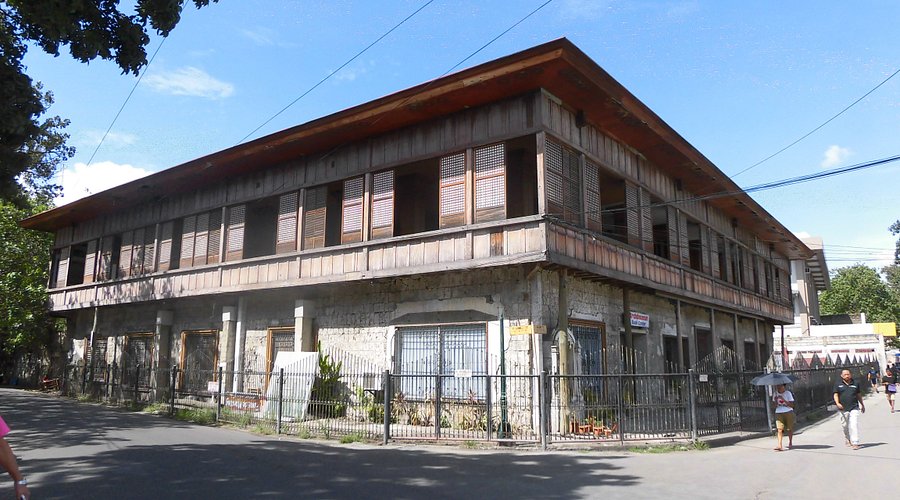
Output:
[[731, 66, 900, 178], [238, 0, 436, 145]]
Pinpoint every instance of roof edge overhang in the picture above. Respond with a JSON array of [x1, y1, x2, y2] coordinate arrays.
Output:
[[21, 38, 810, 260]]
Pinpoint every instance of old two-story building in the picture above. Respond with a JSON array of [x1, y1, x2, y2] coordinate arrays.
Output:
[[22, 39, 809, 401]]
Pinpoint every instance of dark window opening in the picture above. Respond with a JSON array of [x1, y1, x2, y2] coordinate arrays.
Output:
[[395, 158, 439, 236], [67, 242, 87, 286], [744, 341, 758, 370], [730, 242, 742, 287], [325, 181, 343, 247], [664, 336, 689, 373], [600, 178, 627, 243], [695, 328, 713, 367], [244, 196, 279, 258], [687, 221, 702, 271], [505, 136, 538, 219], [48, 249, 61, 289], [651, 202, 669, 260]]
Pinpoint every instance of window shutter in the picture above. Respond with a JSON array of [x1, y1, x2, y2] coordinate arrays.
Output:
[[545, 139, 564, 219], [625, 183, 641, 248], [678, 212, 690, 266], [667, 207, 679, 262], [276, 191, 299, 254], [207, 210, 221, 264], [585, 160, 601, 232], [562, 146, 580, 224], [56, 246, 70, 288], [193, 212, 209, 266], [119, 231, 133, 278], [131, 227, 145, 275], [98, 236, 115, 280], [439, 152, 466, 228], [743, 248, 755, 290], [639, 188, 653, 253], [757, 257, 768, 296], [474, 143, 506, 223], [341, 177, 364, 243], [699, 226, 711, 275], [225, 205, 246, 261], [371, 170, 394, 239], [83, 239, 97, 284], [180, 215, 196, 268], [158, 221, 174, 271], [303, 186, 327, 249], [142, 226, 155, 274]]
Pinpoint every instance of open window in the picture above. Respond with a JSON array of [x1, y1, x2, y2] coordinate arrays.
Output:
[[600, 177, 627, 244], [651, 201, 670, 260], [396, 158, 438, 236], [687, 220, 703, 272], [244, 197, 278, 258]]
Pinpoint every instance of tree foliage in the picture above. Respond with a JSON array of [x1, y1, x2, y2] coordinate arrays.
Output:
[[0, 0, 216, 204], [819, 264, 900, 323]]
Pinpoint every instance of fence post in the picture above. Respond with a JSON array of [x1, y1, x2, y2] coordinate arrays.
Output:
[[688, 369, 698, 442], [382, 370, 391, 445], [434, 374, 442, 439], [134, 364, 141, 405], [106, 362, 114, 401], [277, 368, 284, 435], [216, 366, 223, 423], [617, 374, 625, 445], [539, 371, 548, 450], [485, 374, 493, 441], [170, 364, 178, 416]]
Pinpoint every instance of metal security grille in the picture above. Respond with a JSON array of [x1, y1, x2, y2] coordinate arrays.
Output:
[[89, 339, 108, 382], [397, 324, 486, 399], [474, 143, 505, 222], [439, 152, 466, 227], [572, 323, 605, 377], [123, 334, 153, 389], [181, 331, 217, 393], [267, 329, 295, 374]]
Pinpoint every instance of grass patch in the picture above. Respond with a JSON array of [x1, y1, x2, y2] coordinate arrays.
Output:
[[173, 408, 216, 425], [462, 440, 478, 449], [141, 403, 170, 415], [252, 423, 275, 435], [339, 432, 364, 444], [628, 441, 708, 453], [296, 427, 312, 439], [77, 394, 96, 403]]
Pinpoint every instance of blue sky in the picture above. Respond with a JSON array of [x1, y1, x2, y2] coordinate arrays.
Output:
[[22, 0, 900, 273]]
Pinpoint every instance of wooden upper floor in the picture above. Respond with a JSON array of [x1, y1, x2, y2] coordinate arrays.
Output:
[[23, 40, 805, 322]]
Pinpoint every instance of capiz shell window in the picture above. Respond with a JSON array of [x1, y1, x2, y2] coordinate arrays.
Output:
[[396, 324, 486, 400]]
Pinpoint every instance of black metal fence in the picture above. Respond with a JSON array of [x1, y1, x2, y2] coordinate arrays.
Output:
[[50, 354, 871, 447]]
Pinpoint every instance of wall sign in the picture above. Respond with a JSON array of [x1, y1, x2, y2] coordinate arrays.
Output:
[[630, 311, 650, 328]]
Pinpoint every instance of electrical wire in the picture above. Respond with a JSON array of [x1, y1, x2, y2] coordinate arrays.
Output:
[[238, 0, 436, 144]]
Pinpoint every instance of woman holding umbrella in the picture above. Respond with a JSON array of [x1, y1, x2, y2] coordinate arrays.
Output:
[[772, 384, 795, 451]]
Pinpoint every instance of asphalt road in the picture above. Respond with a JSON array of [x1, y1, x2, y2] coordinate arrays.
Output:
[[0, 387, 895, 499]]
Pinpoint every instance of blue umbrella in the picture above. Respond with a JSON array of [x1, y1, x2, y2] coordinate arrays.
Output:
[[750, 372, 798, 386]]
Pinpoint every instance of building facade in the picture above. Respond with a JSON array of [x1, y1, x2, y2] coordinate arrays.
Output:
[[23, 40, 808, 400]]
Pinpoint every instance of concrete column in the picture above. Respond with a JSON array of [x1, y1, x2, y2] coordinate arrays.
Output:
[[222, 306, 237, 390], [152, 310, 173, 401], [233, 297, 247, 392], [295, 300, 316, 352]]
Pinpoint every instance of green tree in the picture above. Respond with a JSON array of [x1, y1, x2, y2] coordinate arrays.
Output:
[[0, 0, 216, 204], [890, 220, 900, 264], [819, 264, 900, 323]]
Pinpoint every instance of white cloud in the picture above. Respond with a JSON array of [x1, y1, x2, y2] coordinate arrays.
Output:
[[821, 145, 851, 169], [77, 130, 137, 149], [240, 27, 275, 46], [333, 65, 368, 82], [558, 0, 614, 20], [142, 67, 235, 99], [55, 161, 152, 206]]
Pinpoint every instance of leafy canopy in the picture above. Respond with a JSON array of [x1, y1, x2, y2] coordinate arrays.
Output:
[[0, 0, 216, 204], [819, 264, 899, 323]]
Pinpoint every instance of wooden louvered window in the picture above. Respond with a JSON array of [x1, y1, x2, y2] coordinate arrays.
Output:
[[97, 235, 117, 281], [83, 240, 97, 284], [585, 160, 602, 232], [55, 246, 70, 288], [439, 152, 466, 228], [303, 186, 327, 250], [624, 182, 641, 248], [474, 143, 506, 223], [639, 188, 653, 253], [207, 210, 221, 264], [180, 215, 196, 268], [158, 221, 174, 271], [342, 177, 364, 244], [666, 207, 679, 262], [544, 139, 580, 224], [119, 231, 134, 278], [142, 227, 156, 274], [276, 192, 299, 254], [192, 213, 209, 266], [225, 205, 246, 261], [371, 170, 394, 240], [130, 227, 145, 275]]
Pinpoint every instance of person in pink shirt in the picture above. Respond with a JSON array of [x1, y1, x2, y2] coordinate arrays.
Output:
[[0, 415, 29, 499]]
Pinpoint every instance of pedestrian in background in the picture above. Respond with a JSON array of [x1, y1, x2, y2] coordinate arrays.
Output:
[[884, 367, 897, 413], [772, 383, 795, 451], [833, 369, 865, 450], [0, 414, 29, 499], [868, 367, 880, 393]]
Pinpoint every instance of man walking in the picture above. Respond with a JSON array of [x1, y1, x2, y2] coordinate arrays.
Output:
[[833, 369, 865, 450]]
